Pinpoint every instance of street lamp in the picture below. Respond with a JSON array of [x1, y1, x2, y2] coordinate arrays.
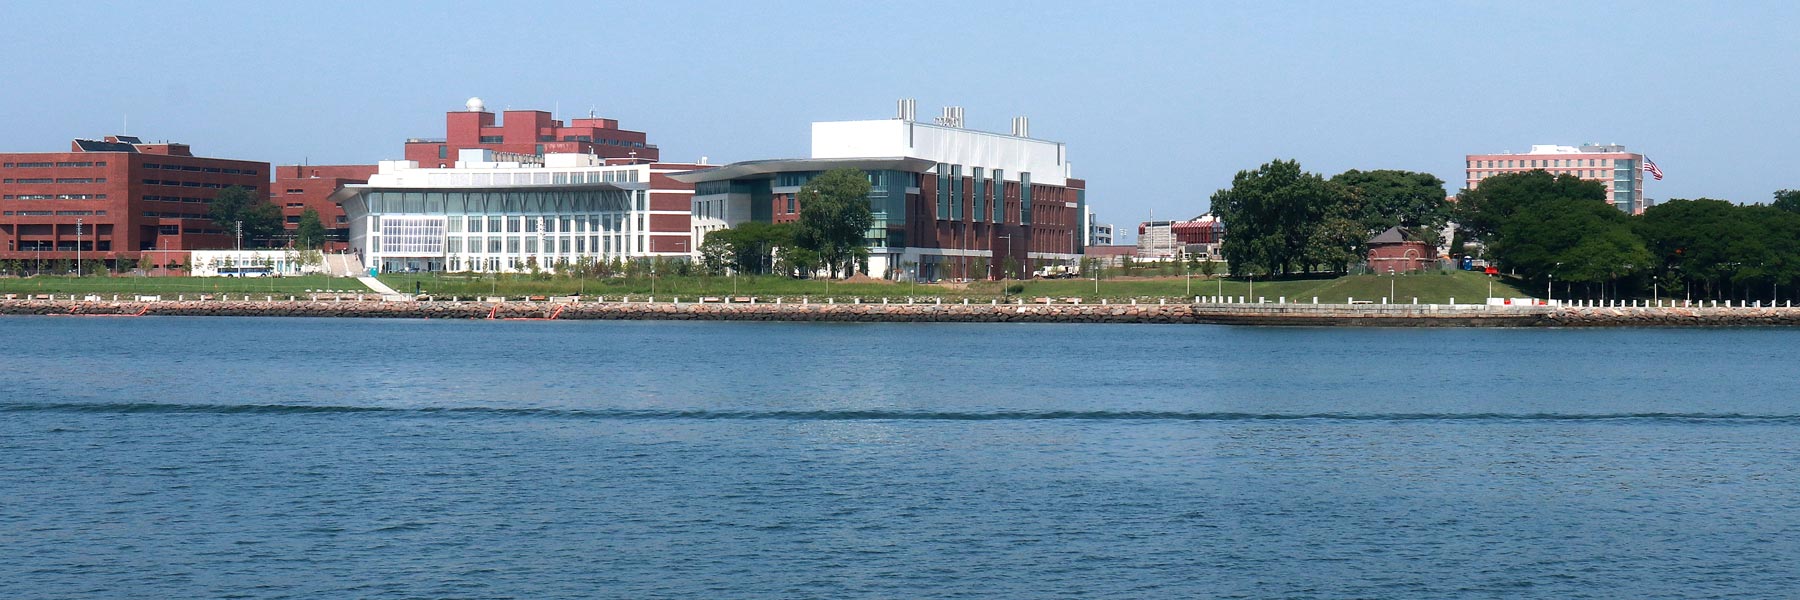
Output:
[[75, 218, 84, 277], [1547, 261, 1561, 303]]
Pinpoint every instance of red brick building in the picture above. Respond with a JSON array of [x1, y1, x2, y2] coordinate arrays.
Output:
[[1367, 227, 1438, 274], [1, 136, 268, 269], [403, 97, 659, 168], [270, 164, 378, 250]]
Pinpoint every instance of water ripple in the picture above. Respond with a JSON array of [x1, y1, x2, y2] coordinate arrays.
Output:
[[5, 401, 1799, 424]]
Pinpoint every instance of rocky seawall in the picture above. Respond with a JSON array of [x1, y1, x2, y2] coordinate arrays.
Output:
[[4, 298, 1799, 327]]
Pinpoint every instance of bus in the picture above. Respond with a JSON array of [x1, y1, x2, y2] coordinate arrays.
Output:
[[218, 266, 275, 277]]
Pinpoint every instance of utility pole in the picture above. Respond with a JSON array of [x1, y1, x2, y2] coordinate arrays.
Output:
[[235, 220, 243, 253]]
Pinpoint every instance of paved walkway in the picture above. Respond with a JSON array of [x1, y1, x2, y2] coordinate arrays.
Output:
[[357, 276, 404, 297]]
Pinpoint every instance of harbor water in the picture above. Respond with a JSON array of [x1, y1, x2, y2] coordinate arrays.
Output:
[[3, 317, 1799, 598]]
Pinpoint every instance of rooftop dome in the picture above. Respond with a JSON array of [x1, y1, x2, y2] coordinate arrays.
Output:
[[465, 97, 486, 112]]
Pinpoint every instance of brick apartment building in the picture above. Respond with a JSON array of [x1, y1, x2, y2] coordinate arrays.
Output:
[[0, 136, 268, 269]]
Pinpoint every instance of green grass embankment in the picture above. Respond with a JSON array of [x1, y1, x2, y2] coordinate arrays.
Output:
[[3, 270, 1527, 304], [0, 274, 361, 296]]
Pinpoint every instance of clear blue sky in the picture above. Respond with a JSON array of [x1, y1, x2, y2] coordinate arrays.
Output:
[[3, 1, 1795, 238]]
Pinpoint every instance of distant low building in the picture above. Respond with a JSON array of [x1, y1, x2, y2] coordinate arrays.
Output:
[[1366, 227, 1437, 274], [1084, 244, 1136, 268], [1136, 214, 1223, 260]]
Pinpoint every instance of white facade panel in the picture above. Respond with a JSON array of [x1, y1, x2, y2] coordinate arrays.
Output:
[[811, 120, 1069, 186]]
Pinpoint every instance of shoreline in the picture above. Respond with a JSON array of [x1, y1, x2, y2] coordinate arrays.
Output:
[[4, 299, 1798, 327]]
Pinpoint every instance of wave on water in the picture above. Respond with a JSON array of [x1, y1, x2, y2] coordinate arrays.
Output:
[[4, 401, 1799, 424]]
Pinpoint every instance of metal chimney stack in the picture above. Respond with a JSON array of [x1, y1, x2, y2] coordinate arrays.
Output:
[[896, 98, 917, 122], [1011, 116, 1030, 137], [935, 106, 964, 128]]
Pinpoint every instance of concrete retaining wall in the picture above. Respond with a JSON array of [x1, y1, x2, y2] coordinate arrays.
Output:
[[6, 298, 1800, 327]]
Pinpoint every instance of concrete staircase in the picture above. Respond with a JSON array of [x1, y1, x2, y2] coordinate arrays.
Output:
[[323, 253, 363, 277]]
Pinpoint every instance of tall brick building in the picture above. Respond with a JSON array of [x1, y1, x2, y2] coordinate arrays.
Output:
[[0, 136, 267, 268]]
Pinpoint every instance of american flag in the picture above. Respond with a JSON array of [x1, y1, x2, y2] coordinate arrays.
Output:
[[1643, 157, 1664, 181]]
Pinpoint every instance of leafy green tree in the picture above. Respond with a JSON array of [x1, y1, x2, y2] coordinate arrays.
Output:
[[1773, 189, 1800, 214], [1199, 258, 1218, 278], [1308, 216, 1369, 274], [699, 233, 733, 275], [1639, 199, 1800, 300], [794, 168, 873, 278], [777, 247, 820, 278], [207, 186, 282, 247], [295, 208, 327, 250], [1459, 170, 1647, 294], [1211, 160, 1351, 276], [1332, 169, 1450, 233]]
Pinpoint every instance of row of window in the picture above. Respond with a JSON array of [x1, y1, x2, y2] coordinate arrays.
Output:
[[142, 163, 257, 176], [2, 161, 108, 168], [4, 194, 108, 200], [442, 214, 632, 234], [441, 235, 626, 255], [144, 195, 207, 203], [142, 180, 255, 190], [1469, 170, 1634, 184], [142, 211, 209, 219], [418, 169, 641, 187], [369, 234, 646, 256], [2, 178, 107, 184], [1, 210, 108, 216], [1469, 158, 1619, 169]]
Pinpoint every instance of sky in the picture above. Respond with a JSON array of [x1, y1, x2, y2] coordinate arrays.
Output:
[[3, 0, 1796, 240]]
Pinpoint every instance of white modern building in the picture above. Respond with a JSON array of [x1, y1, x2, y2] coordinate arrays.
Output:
[[1084, 208, 1113, 246], [676, 101, 1087, 281], [337, 150, 694, 274]]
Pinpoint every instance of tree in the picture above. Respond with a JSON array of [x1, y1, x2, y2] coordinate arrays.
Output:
[[207, 186, 282, 247], [1199, 258, 1218, 278], [699, 233, 733, 275], [295, 208, 327, 250], [1331, 169, 1450, 233], [794, 168, 873, 278], [1210, 160, 1352, 276], [1773, 189, 1800, 214], [776, 247, 820, 278], [1459, 171, 1647, 294]]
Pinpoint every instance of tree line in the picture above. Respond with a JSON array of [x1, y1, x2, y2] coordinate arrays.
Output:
[[698, 168, 874, 278], [1210, 160, 1450, 277], [1458, 171, 1800, 301]]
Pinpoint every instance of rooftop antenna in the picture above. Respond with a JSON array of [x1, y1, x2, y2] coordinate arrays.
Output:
[[122, 114, 128, 135], [589, 105, 596, 119]]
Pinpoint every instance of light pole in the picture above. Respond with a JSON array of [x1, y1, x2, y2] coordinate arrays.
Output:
[[1388, 267, 1396, 302], [75, 218, 84, 277], [1547, 261, 1562, 303], [997, 234, 1013, 299]]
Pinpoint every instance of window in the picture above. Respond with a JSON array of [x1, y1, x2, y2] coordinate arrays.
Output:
[[446, 216, 462, 233], [438, 145, 448, 159], [286, 216, 300, 224], [467, 217, 483, 233], [479, 136, 503, 144], [287, 188, 304, 194]]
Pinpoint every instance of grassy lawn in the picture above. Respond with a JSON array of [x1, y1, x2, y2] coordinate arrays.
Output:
[[1, 270, 1528, 304], [375, 270, 1526, 304], [0, 274, 366, 296]]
